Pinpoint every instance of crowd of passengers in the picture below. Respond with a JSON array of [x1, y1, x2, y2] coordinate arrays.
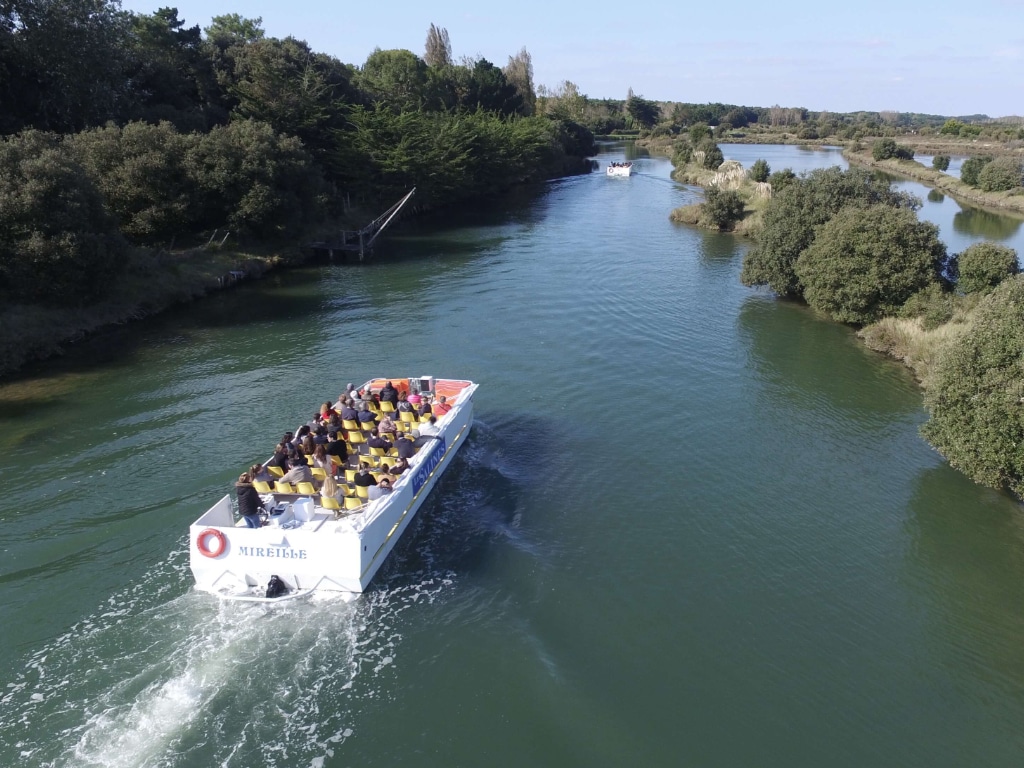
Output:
[[235, 381, 454, 527]]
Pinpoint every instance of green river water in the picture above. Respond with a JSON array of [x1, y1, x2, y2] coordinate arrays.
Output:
[[1, 144, 1023, 767]]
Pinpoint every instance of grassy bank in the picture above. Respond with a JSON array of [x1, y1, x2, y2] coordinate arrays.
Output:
[[668, 161, 769, 236], [843, 147, 1024, 215], [0, 243, 299, 380]]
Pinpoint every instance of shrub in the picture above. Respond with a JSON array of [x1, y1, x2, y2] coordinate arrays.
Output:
[[689, 123, 710, 144], [749, 158, 770, 183], [0, 131, 127, 306], [921, 275, 1024, 497], [960, 156, 993, 187], [696, 139, 723, 170], [741, 167, 918, 297], [977, 156, 1024, 192], [672, 138, 693, 166], [701, 188, 745, 230], [900, 283, 956, 330], [767, 168, 796, 191], [794, 203, 947, 324], [932, 155, 950, 171], [872, 138, 913, 161], [956, 242, 1020, 294]]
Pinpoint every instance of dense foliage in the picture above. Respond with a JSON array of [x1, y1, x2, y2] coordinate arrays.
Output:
[[977, 157, 1024, 192], [794, 204, 946, 324], [740, 167, 917, 296], [871, 138, 914, 161], [955, 242, 1020, 294], [921, 275, 1024, 497], [701, 189, 745, 231], [960, 156, 993, 187], [749, 159, 770, 183], [932, 155, 950, 171], [0, 5, 596, 307]]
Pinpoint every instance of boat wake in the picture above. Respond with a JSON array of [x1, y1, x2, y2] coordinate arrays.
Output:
[[0, 545, 453, 767]]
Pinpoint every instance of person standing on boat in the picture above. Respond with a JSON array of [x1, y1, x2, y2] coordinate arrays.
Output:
[[236, 472, 265, 528]]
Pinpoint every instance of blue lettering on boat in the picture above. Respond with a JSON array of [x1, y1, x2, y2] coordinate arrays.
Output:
[[237, 545, 308, 560], [412, 438, 446, 494]]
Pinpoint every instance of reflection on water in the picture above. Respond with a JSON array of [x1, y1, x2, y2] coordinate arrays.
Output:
[[952, 207, 1023, 242], [928, 189, 946, 203]]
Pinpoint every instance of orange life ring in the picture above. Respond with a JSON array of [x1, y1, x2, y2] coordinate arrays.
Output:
[[197, 528, 227, 558]]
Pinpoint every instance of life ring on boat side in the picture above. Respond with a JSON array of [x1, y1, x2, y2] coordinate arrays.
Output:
[[196, 528, 227, 558]]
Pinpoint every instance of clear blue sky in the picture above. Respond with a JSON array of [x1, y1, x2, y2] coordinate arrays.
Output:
[[120, 0, 1022, 117]]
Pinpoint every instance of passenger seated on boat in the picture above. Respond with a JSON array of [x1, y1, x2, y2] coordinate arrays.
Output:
[[301, 435, 316, 456], [236, 472, 266, 528], [377, 463, 398, 484], [312, 425, 330, 445], [379, 380, 399, 406], [368, 478, 393, 500], [266, 443, 290, 470], [319, 401, 335, 421], [250, 463, 275, 485], [390, 456, 410, 475], [340, 400, 358, 422], [312, 444, 334, 474], [292, 425, 311, 446], [378, 413, 398, 438], [325, 432, 348, 464], [417, 399, 432, 418], [356, 401, 377, 427], [432, 395, 451, 416], [353, 462, 378, 489], [416, 415, 441, 437], [320, 473, 344, 503], [279, 455, 317, 489], [395, 434, 416, 459], [395, 391, 416, 416], [326, 414, 343, 438], [367, 429, 393, 452]]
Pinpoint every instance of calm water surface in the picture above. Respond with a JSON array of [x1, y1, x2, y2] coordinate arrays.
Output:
[[1, 146, 1023, 767]]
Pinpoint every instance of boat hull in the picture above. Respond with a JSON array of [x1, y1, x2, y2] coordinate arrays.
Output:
[[606, 164, 632, 177], [189, 380, 477, 597]]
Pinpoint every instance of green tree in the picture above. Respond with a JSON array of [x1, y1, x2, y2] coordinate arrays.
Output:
[[203, 13, 264, 45], [750, 158, 770, 183], [956, 242, 1020, 294], [0, 130, 127, 305], [502, 47, 535, 116], [359, 48, 431, 111], [701, 188, 744, 230], [741, 167, 916, 297], [795, 204, 947, 324], [689, 122, 710, 143], [767, 168, 796, 191], [977, 156, 1023, 192], [939, 118, 963, 135], [921, 274, 1024, 497], [69, 121, 195, 243], [932, 154, 950, 171], [960, 156, 992, 187], [626, 94, 660, 129], [1, 0, 132, 132], [696, 139, 723, 169]]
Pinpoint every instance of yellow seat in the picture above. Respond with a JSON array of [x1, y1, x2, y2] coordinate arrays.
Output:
[[275, 481, 296, 494], [306, 455, 315, 465], [419, 413, 431, 422], [355, 484, 369, 500], [379, 401, 395, 413], [320, 496, 341, 511], [268, 465, 284, 478], [344, 496, 364, 511], [311, 467, 327, 481], [348, 431, 365, 445], [296, 481, 317, 495], [344, 468, 358, 483], [342, 419, 360, 432], [253, 480, 274, 494], [369, 446, 388, 457], [400, 411, 418, 423]]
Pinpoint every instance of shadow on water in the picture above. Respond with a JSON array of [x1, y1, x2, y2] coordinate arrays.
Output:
[[737, 295, 920, 419], [952, 206, 1023, 241], [374, 414, 559, 591], [905, 465, 1024, 693], [928, 189, 945, 204], [697, 231, 744, 265]]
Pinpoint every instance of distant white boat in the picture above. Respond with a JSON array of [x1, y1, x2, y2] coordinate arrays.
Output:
[[607, 162, 633, 177]]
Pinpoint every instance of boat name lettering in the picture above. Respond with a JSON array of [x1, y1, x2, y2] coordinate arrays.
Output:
[[237, 546, 308, 560], [412, 438, 446, 494]]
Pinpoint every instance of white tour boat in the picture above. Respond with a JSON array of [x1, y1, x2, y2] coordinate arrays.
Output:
[[189, 376, 478, 600], [606, 162, 633, 177]]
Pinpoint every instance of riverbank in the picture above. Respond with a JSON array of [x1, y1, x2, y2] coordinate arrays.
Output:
[[0, 243, 297, 380], [843, 147, 1024, 215]]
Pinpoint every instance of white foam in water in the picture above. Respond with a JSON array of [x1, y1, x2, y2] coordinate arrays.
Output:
[[0, 543, 457, 767]]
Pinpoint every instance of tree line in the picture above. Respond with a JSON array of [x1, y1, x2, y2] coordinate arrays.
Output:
[[0, 4, 596, 307]]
